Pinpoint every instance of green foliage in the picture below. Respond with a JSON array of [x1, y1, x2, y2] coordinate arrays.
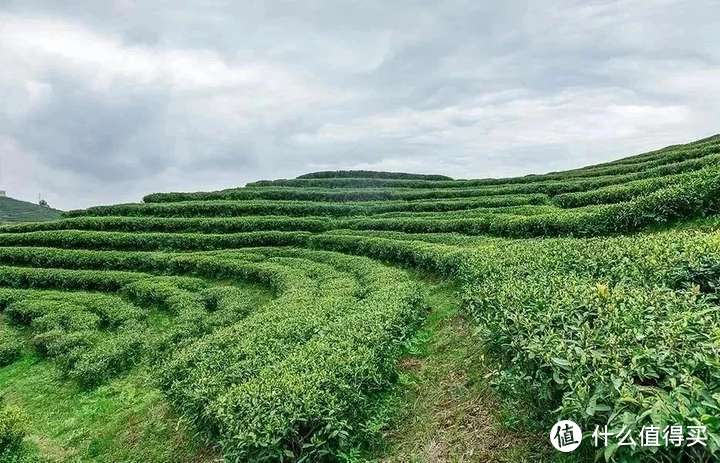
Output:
[[553, 171, 698, 208], [65, 194, 547, 218], [0, 230, 308, 251], [1, 215, 333, 234], [156, 250, 425, 460], [1, 292, 146, 386], [461, 231, 720, 461], [296, 170, 453, 180], [0, 401, 27, 455], [0, 329, 22, 367]]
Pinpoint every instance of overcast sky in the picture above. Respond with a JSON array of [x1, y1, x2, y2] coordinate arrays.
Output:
[[1, 0, 718, 210]]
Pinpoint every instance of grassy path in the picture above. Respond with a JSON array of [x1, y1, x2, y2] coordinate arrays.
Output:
[[374, 278, 557, 463]]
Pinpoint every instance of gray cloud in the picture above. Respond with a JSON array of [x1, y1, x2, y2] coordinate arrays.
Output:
[[0, 0, 718, 209]]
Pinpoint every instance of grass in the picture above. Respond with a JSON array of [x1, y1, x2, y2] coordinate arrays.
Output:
[[368, 277, 561, 462], [0, 352, 216, 463]]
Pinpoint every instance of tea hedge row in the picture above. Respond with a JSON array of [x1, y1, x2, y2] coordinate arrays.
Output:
[[297, 170, 453, 180], [373, 204, 563, 219], [144, 184, 548, 204], [304, 233, 463, 276], [0, 247, 302, 295], [552, 170, 696, 208], [66, 194, 548, 218], [0, 266, 145, 292], [0, 230, 308, 251], [0, 216, 331, 234]]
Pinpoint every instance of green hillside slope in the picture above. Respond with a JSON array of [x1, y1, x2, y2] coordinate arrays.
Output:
[[1, 134, 719, 462], [0, 197, 61, 223]]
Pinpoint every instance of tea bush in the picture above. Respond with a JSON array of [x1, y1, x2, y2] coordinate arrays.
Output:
[[461, 231, 720, 461], [65, 194, 547, 218], [0, 402, 27, 455], [0, 329, 22, 367]]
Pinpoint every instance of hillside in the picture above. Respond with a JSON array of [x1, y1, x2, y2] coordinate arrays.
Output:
[[0, 196, 61, 223], [0, 134, 719, 462]]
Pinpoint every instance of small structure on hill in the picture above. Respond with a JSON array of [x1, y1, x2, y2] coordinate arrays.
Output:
[[38, 193, 50, 208], [0, 190, 5, 197]]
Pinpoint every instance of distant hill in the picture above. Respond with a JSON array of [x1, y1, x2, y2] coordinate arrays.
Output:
[[0, 196, 61, 223]]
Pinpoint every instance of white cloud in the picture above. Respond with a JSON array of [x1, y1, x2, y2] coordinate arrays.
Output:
[[0, 1, 718, 209], [294, 88, 690, 153], [0, 14, 344, 110]]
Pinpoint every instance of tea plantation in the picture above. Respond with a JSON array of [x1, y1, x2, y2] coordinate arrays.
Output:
[[1, 134, 719, 462]]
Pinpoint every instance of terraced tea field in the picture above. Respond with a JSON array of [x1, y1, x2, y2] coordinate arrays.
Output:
[[1, 134, 720, 462]]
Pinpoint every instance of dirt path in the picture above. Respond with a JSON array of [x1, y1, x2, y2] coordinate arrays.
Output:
[[376, 279, 553, 463]]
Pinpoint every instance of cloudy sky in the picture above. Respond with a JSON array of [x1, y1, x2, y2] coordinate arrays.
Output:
[[0, 0, 718, 210]]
